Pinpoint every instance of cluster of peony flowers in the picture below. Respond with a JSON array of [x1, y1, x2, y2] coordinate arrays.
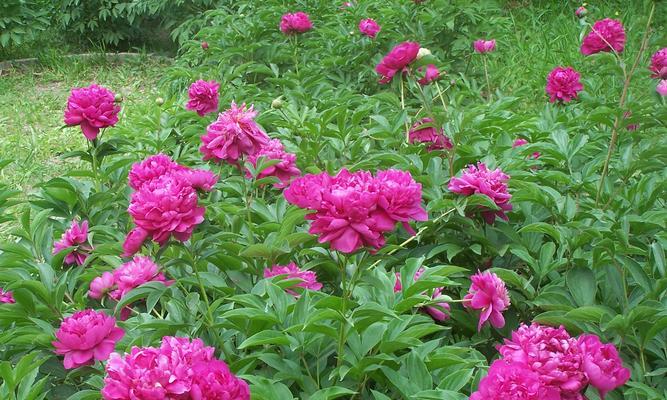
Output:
[[123, 154, 217, 257], [0, 288, 15, 304], [448, 162, 512, 224], [102, 336, 249, 400], [246, 138, 301, 188], [416, 64, 440, 85], [394, 268, 450, 321], [285, 168, 427, 253], [200, 102, 270, 165], [581, 18, 626, 55], [264, 262, 322, 296], [463, 270, 510, 331], [513, 138, 541, 159], [358, 18, 381, 38], [53, 220, 93, 265], [280, 12, 313, 34], [376, 41, 420, 84], [408, 118, 452, 151], [546, 66, 584, 103], [471, 323, 630, 399], [64, 84, 121, 140], [473, 39, 496, 54], [52, 309, 124, 369], [186, 79, 220, 116], [89, 256, 172, 302]]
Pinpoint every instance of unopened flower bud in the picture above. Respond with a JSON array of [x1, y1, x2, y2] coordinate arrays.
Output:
[[271, 98, 283, 109], [417, 47, 432, 60], [114, 93, 123, 103], [155, 97, 164, 105]]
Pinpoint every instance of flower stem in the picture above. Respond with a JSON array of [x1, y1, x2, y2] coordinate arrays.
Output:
[[399, 77, 409, 144], [336, 253, 349, 368], [482, 56, 491, 101], [434, 81, 449, 112]]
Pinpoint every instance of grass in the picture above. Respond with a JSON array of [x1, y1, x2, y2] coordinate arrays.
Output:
[[0, 55, 170, 193]]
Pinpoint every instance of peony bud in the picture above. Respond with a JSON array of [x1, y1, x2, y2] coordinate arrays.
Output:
[[417, 47, 432, 60], [114, 93, 123, 103], [201, 41, 209, 50], [575, 6, 587, 17], [155, 97, 165, 105], [271, 98, 283, 109]]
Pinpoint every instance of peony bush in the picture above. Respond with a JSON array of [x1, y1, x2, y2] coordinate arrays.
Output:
[[0, 1, 665, 399]]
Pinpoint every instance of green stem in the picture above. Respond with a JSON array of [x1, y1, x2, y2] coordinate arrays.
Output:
[[336, 253, 349, 368], [292, 35, 300, 77], [482, 56, 491, 101], [399, 77, 410, 144], [89, 139, 101, 192]]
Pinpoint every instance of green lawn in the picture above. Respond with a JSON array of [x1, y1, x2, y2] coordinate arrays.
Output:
[[0, 56, 170, 192]]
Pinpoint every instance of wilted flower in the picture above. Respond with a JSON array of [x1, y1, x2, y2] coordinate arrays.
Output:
[[470, 360, 560, 400], [247, 139, 301, 188], [581, 18, 626, 55], [64, 84, 121, 140], [579, 335, 630, 399], [409, 118, 453, 151], [417, 64, 440, 85], [186, 80, 220, 117], [0, 288, 15, 304], [463, 270, 510, 331], [375, 41, 420, 84], [200, 102, 270, 165], [358, 18, 381, 38], [657, 80, 667, 96], [649, 48, 667, 79], [53, 220, 92, 266], [53, 310, 124, 369], [546, 66, 583, 103], [280, 12, 313, 34], [394, 268, 450, 321], [448, 162, 512, 224], [264, 262, 322, 295], [473, 39, 496, 54]]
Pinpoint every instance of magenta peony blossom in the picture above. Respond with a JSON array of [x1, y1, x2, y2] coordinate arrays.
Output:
[[358, 18, 381, 38], [128, 174, 206, 245], [64, 84, 120, 140], [499, 323, 589, 397], [186, 80, 220, 117], [649, 48, 667, 79], [247, 139, 301, 188], [513, 138, 528, 148], [417, 64, 440, 85], [375, 41, 420, 84], [284, 172, 331, 211], [52, 309, 124, 369], [448, 162, 512, 224], [394, 268, 450, 321], [581, 18, 626, 55], [264, 262, 322, 295], [0, 288, 15, 304], [579, 335, 630, 399], [546, 66, 583, 103], [463, 270, 510, 331], [200, 102, 270, 165], [473, 39, 496, 54], [575, 6, 587, 18], [470, 359, 560, 400], [128, 153, 218, 193], [88, 271, 115, 299], [280, 12, 313, 34], [121, 227, 149, 258], [374, 169, 428, 234], [53, 220, 92, 265], [102, 336, 248, 400], [109, 256, 172, 301], [409, 118, 453, 151], [657, 80, 667, 96]]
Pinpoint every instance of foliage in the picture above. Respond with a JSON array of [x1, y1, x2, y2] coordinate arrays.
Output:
[[0, 0, 51, 48], [1, 0, 666, 399]]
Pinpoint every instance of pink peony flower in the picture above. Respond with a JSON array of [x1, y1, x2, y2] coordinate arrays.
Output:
[[200, 102, 270, 165], [247, 139, 301, 188], [88, 271, 115, 299], [394, 268, 450, 321], [578, 335, 630, 399], [128, 174, 206, 245], [470, 360, 560, 400], [448, 162, 512, 224], [417, 64, 440, 85], [375, 41, 420, 84], [0, 288, 15, 304], [374, 169, 428, 234], [513, 138, 528, 148], [128, 153, 218, 193], [280, 12, 313, 34], [499, 323, 589, 397], [175, 168, 218, 192], [575, 6, 587, 18], [64, 84, 120, 140], [284, 172, 331, 211], [121, 227, 149, 258], [186, 80, 220, 117], [581, 18, 626, 55], [463, 270, 510, 331], [109, 256, 172, 301], [53, 220, 92, 265], [52, 309, 124, 369], [649, 48, 667, 79], [264, 262, 322, 295], [358, 18, 381, 38], [409, 118, 453, 151], [102, 336, 248, 400], [546, 66, 583, 103], [473, 39, 496, 54], [657, 80, 667, 96]]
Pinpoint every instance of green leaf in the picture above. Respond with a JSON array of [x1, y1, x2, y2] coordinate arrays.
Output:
[[309, 387, 357, 400], [238, 330, 290, 349], [567, 267, 596, 306]]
